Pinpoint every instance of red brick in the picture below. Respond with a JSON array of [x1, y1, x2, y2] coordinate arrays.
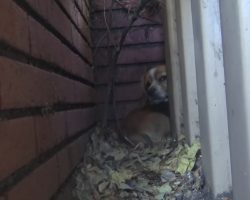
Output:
[[0, 0, 29, 53], [0, 57, 94, 109], [118, 44, 165, 64], [115, 84, 144, 101], [29, 16, 93, 81], [52, 75, 76, 103], [92, 11, 163, 29], [98, 101, 141, 120], [95, 44, 165, 66], [71, 25, 92, 63], [85, 0, 90, 9], [78, 132, 89, 149], [0, 117, 36, 181], [71, 26, 82, 52], [58, 45, 77, 78], [28, 18, 73, 75], [78, 20, 92, 45], [0, 58, 55, 109], [69, 1, 91, 43], [7, 156, 60, 200], [34, 112, 68, 154], [39, 30, 71, 76], [36, 0, 51, 20], [76, 9, 91, 43], [59, 44, 72, 71], [57, 43, 93, 81], [74, 82, 95, 103], [29, 17, 54, 63], [66, 108, 96, 136], [55, 0, 81, 38], [25, 0, 38, 9], [52, 74, 94, 104], [56, 41, 93, 82], [26, 0, 51, 19], [95, 104, 104, 121], [34, 115, 57, 154], [51, 112, 67, 144], [82, 0, 90, 23], [75, 0, 83, 10], [75, 0, 83, 16], [92, 0, 121, 11], [92, 26, 164, 47], [68, 134, 89, 168], [69, 53, 93, 82], [56, 148, 71, 184], [49, 1, 73, 45], [97, 83, 144, 102], [28, 0, 91, 68], [60, 0, 77, 23], [95, 65, 149, 84]]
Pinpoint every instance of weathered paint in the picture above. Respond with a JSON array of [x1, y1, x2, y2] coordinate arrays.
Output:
[[164, 0, 184, 138], [176, 0, 200, 144], [191, 0, 232, 196], [220, 0, 250, 199]]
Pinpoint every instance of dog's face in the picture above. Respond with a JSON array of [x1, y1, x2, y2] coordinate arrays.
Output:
[[143, 65, 168, 104]]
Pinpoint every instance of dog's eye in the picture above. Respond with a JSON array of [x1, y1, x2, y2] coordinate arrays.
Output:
[[159, 75, 167, 82]]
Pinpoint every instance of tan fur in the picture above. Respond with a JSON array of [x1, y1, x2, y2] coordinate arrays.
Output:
[[122, 65, 170, 147], [143, 65, 168, 104], [123, 108, 170, 146]]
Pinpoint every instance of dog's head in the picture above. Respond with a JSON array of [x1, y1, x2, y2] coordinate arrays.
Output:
[[143, 65, 168, 104]]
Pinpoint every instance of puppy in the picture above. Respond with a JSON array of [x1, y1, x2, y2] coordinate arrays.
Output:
[[122, 65, 170, 147]]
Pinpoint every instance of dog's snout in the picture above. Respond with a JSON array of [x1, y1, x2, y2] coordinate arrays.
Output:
[[148, 87, 156, 96]]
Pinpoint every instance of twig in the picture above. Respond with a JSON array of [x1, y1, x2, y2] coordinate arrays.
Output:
[[102, 0, 152, 132], [103, 0, 118, 48], [93, 0, 118, 64]]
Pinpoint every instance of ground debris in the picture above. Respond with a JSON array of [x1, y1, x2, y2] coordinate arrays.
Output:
[[73, 127, 222, 200]]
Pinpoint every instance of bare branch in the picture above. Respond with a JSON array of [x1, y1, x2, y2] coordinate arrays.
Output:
[[101, 0, 152, 133]]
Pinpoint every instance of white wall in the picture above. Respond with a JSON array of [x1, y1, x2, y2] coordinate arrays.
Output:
[[191, 0, 232, 196], [175, 0, 200, 144], [164, 0, 184, 139], [163, 0, 250, 197], [220, 0, 250, 199]]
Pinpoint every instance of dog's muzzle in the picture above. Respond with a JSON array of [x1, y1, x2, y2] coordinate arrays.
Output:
[[147, 88, 168, 104]]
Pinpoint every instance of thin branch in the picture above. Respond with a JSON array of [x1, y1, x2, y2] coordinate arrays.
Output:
[[102, 0, 152, 132], [103, 0, 118, 48]]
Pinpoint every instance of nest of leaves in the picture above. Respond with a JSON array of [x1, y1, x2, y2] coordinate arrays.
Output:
[[73, 127, 212, 200]]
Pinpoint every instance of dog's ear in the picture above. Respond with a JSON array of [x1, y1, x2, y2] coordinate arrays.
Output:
[[141, 66, 153, 89], [141, 68, 148, 91], [140, 68, 150, 105]]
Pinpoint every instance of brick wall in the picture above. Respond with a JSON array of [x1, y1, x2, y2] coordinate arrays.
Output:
[[0, 0, 94, 199], [91, 0, 165, 123]]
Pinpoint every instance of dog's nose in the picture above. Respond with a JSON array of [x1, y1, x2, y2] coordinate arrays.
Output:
[[148, 87, 156, 96]]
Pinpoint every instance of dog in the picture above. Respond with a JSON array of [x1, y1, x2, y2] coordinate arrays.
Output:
[[122, 65, 170, 147]]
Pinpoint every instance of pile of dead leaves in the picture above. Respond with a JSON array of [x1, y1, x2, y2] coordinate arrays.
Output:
[[73, 127, 209, 200]]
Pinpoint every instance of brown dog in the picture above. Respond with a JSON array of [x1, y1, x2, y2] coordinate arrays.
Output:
[[122, 65, 170, 147]]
